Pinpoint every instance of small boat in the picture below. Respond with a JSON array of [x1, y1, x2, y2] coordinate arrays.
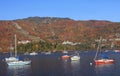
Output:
[[71, 52, 80, 61], [62, 55, 70, 60], [61, 50, 70, 60], [30, 52, 38, 55], [114, 50, 120, 52], [94, 37, 114, 65], [71, 56, 80, 61]]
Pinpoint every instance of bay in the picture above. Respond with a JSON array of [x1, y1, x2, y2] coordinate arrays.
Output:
[[0, 51, 120, 76]]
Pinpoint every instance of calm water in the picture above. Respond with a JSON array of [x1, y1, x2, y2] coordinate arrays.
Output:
[[0, 51, 120, 76]]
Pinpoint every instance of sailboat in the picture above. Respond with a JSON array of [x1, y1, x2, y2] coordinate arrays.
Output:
[[5, 34, 31, 66], [94, 37, 114, 65]]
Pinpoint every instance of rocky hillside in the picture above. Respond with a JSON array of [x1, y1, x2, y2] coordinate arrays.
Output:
[[0, 16, 120, 52]]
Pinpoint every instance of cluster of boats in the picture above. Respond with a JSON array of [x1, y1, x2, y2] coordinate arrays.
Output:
[[61, 51, 80, 61], [4, 35, 31, 66], [62, 37, 115, 65], [61, 50, 114, 65], [4, 35, 115, 67]]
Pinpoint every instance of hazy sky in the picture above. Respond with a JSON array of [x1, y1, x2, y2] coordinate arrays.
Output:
[[0, 0, 120, 22]]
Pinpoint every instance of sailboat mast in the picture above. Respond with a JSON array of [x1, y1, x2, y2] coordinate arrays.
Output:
[[15, 34, 17, 57], [10, 43, 13, 57], [94, 37, 102, 60]]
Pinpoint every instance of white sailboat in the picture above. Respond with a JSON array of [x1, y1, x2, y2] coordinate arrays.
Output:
[[5, 34, 31, 66], [71, 56, 80, 61], [71, 52, 80, 61]]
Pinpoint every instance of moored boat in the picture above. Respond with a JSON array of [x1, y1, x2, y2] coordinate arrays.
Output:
[[30, 52, 38, 55], [62, 55, 70, 60], [94, 37, 114, 65], [71, 56, 80, 61]]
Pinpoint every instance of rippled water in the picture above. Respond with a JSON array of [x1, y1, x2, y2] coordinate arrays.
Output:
[[0, 51, 120, 76]]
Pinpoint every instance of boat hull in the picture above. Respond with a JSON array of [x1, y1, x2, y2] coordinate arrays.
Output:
[[95, 59, 114, 65], [7, 61, 31, 66], [71, 56, 80, 61], [62, 55, 70, 60]]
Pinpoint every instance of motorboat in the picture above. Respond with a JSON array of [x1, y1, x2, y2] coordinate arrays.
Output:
[[62, 55, 70, 60], [71, 55, 80, 61]]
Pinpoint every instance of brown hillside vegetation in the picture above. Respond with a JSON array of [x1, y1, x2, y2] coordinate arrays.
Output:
[[0, 17, 120, 52]]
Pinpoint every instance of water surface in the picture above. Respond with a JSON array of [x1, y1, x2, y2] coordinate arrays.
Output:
[[0, 51, 120, 76]]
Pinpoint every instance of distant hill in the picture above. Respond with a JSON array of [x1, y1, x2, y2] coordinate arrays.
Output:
[[0, 16, 120, 52]]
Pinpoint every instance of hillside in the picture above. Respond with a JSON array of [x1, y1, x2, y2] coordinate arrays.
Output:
[[0, 17, 120, 52]]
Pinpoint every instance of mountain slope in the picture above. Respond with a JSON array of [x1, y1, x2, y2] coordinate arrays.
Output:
[[0, 17, 120, 52]]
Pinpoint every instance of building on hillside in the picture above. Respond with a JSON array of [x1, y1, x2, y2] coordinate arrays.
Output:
[[62, 41, 81, 45], [18, 40, 31, 44]]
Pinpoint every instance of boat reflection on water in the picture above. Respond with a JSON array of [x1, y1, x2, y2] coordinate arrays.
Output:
[[71, 60, 80, 68], [95, 64, 114, 76], [62, 59, 81, 76], [71, 60, 80, 76], [62, 59, 72, 76], [7, 65, 32, 76]]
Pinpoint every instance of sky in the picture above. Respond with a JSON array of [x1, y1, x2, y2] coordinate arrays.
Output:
[[0, 0, 120, 22]]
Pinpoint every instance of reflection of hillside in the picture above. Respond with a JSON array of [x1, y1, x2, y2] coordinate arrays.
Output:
[[71, 60, 80, 68], [62, 60, 72, 76]]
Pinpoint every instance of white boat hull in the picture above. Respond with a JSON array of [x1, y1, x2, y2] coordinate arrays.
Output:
[[71, 56, 80, 61], [30, 52, 38, 55], [7, 61, 31, 66]]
